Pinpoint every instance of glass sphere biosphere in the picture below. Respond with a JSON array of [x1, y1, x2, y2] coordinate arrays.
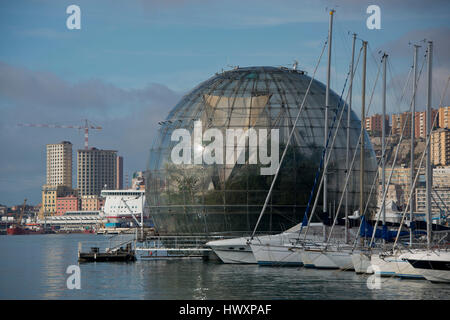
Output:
[[146, 66, 377, 235]]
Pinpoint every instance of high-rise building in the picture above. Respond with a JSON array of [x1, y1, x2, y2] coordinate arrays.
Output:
[[431, 128, 450, 166], [438, 106, 450, 129], [365, 114, 390, 136], [414, 109, 438, 138], [116, 156, 123, 190], [77, 148, 117, 196], [391, 112, 411, 137], [46, 141, 72, 187], [40, 141, 75, 218]]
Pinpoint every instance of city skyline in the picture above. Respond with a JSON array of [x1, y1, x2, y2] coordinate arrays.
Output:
[[0, 0, 449, 205]]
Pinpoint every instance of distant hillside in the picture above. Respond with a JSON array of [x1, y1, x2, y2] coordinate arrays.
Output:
[[369, 135, 426, 168]]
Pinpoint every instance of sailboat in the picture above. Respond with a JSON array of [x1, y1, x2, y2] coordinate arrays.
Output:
[[207, 223, 324, 264], [352, 51, 394, 275], [206, 236, 257, 264], [403, 42, 450, 283], [369, 41, 450, 280], [250, 223, 325, 266], [404, 250, 450, 283], [302, 34, 382, 272], [299, 12, 353, 271], [368, 45, 425, 279]]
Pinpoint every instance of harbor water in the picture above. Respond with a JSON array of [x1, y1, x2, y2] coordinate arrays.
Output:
[[0, 234, 449, 300]]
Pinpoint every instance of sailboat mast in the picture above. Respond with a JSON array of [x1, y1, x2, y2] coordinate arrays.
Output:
[[410, 44, 419, 246], [381, 53, 387, 238], [426, 41, 433, 250], [324, 9, 334, 220], [345, 32, 356, 244], [360, 41, 367, 219]]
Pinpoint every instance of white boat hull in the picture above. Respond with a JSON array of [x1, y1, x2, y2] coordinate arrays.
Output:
[[206, 231, 315, 264], [405, 250, 450, 283], [212, 247, 256, 264], [371, 252, 425, 279], [301, 249, 338, 269], [351, 252, 373, 274], [250, 243, 303, 266], [206, 223, 326, 264], [206, 237, 256, 264], [326, 250, 355, 270]]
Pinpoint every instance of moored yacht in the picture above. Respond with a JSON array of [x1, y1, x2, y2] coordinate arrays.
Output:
[[351, 250, 373, 274], [370, 250, 425, 279], [323, 247, 355, 270], [301, 246, 336, 269], [206, 236, 256, 264], [301, 243, 355, 270], [404, 250, 450, 283], [207, 223, 324, 264], [250, 242, 304, 267], [249, 223, 325, 266]]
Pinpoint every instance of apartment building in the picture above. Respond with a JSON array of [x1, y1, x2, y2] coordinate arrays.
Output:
[[77, 148, 117, 196]]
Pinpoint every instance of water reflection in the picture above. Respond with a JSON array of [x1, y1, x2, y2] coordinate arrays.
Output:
[[0, 235, 449, 300]]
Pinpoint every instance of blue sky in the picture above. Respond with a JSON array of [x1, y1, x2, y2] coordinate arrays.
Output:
[[0, 0, 449, 206]]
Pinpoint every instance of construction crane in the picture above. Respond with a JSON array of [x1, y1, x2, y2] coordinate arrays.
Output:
[[18, 119, 102, 150], [17, 198, 27, 226], [7, 199, 28, 235]]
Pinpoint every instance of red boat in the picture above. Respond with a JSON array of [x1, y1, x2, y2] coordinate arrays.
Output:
[[6, 199, 53, 235], [7, 199, 30, 235], [7, 226, 29, 235]]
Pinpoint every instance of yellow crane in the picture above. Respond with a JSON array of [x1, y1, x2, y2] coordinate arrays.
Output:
[[16, 198, 27, 227]]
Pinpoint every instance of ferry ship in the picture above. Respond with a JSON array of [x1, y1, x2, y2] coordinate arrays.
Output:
[[101, 189, 149, 228]]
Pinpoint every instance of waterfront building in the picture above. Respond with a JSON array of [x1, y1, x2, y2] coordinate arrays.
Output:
[[438, 106, 450, 129], [77, 148, 117, 196], [80, 195, 105, 211], [46, 141, 73, 188], [40, 210, 105, 231], [431, 128, 450, 166], [41, 185, 77, 216], [365, 113, 389, 136], [147, 66, 377, 235], [40, 141, 77, 217], [56, 194, 80, 216]]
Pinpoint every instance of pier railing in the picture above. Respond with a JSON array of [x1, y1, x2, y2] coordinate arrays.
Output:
[[136, 235, 238, 250], [77, 233, 136, 255]]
